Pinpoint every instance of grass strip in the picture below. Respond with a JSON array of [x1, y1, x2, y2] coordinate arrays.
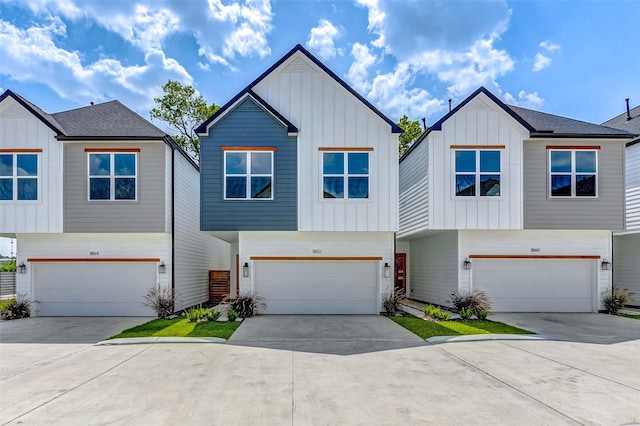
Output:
[[390, 315, 533, 339], [110, 318, 241, 340]]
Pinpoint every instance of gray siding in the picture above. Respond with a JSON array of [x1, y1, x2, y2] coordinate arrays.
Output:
[[523, 139, 625, 230], [409, 231, 458, 307], [399, 140, 428, 237], [200, 97, 297, 231], [64, 142, 166, 232], [626, 145, 640, 230], [613, 233, 640, 306]]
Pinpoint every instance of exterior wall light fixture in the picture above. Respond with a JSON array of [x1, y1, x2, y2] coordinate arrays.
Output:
[[463, 258, 472, 270], [158, 261, 167, 274], [17, 262, 26, 274], [384, 262, 391, 278], [243, 262, 250, 278], [601, 259, 612, 271]]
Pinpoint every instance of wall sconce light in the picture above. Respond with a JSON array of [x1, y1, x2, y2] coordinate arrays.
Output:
[[384, 262, 391, 278], [463, 258, 472, 270], [17, 262, 26, 274], [158, 261, 166, 274], [601, 259, 612, 271], [243, 262, 250, 278]]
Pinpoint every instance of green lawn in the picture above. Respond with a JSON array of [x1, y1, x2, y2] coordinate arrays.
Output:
[[110, 318, 241, 340], [389, 315, 534, 339], [0, 298, 15, 311], [620, 313, 640, 320]]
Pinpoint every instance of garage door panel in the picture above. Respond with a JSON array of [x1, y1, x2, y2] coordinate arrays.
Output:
[[255, 261, 378, 314], [473, 259, 594, 312]]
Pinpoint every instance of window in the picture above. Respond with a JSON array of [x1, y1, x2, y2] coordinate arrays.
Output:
[[322, 151, 369, 199], [549, 149, 597, 197], [88, 152, 137, 200], [0, 153, 39, 201], [454, 150, 501, 197], [224, 151, 273, 200]]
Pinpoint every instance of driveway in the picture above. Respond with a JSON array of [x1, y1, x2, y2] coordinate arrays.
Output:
[[0, 314, 639, 425]]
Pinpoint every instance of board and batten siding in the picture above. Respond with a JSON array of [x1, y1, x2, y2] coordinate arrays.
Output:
[[625, 144, 640, 230], [63, 142, 166, 232], [173, 151, 230, 311], [428, 95, 527, 231], [398, 139, 428, 238], [407, 231, 458, 307], [613, 233, 640, 305], [200, 97, 297, 231], [252, 53, 399, 232], [0, 97, 63, 234], [523, 139, 625, 230]]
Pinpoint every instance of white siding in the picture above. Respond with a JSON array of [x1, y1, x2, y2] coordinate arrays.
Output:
[[613, 232, 640, 304], [626, 144, 640, 230], [428, 94, 528, 230], [252, 53, 399, 232], [459, 229, 612, 309], [398, 139, 428, 238], [238, 231, 395, 309], [0, 98, 63, 234], [16, 233, 171, 302], [173, 152, 230, 311], [407, 231, 458, 306]]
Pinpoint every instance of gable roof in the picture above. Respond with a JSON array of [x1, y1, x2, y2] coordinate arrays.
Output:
[[602, 103, 640, 146], [196, 44, 402, 135], [402, 86, 634, 161], [0, 89, 64, 135]]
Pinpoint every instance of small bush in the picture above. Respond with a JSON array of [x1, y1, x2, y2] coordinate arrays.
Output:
[[459, 308, 472, 320], [225, 293, 265, 318], [0, 293, 32, 320], [143, 286, 179, 318], [0, 258, 16, 272], [227, 310, 239, 321], [206, 309, 221, 322], [423, 304, 452, 321], [383, 288, 406, 315], [185, 305, 208, 322], [602, 286, 635, 315], [449, 290, 492, 313], [475, 310, 488, 320]]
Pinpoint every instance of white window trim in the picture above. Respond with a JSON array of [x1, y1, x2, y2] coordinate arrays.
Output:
[[321, 151, 371, 201], [87, 152, 138, 201], [453, 149, 502, 198], [223, 150, 274, 200], [0, 152, 40, 203], [548, 149, 598, 198]]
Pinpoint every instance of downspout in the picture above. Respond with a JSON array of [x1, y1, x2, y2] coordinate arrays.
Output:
[[171, 145, 176, 310]]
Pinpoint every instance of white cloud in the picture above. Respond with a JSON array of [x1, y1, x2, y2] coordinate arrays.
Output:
[[540, 40, 560, 52], [197, 61, 211, 72], [347, 42, 376, 94], [504, 90, 544, 110], [0, 18, 192, 113], [306, 19, 342, 60], [532, 52, 551, 72]]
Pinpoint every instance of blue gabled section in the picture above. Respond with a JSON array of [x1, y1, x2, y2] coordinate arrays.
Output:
[[196, 44, 402, 135]]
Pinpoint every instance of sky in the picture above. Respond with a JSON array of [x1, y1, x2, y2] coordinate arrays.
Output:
[[0, 0, 639, 256]]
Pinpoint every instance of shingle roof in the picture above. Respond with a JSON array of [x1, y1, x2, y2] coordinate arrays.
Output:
[[52, 100, 165, 139], [602, 104, 640, 146], [0, 90, 64, 135]]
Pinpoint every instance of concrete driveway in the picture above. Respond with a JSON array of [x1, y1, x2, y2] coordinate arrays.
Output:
[[1, 314, 639, 425]]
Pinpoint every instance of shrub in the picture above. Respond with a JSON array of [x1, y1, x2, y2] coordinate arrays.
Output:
[[475, 310, 488, 320], [383, 288, 406, 315], [459, 308, 472, 320], [0, 293, 32, 320], [0, 258, 16, 272], [225, 293, 265, 318], [143, 286, 178, 318], [449, 290, 492, 314], [424, 304, 452, 321], [185, 304, 208, 322], [602, 286, 635, 315], [227, 310, 239, 321], [206, 309, 221, 322]]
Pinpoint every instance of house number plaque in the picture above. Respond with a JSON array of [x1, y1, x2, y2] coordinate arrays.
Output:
[[312, 249, 322, 254]]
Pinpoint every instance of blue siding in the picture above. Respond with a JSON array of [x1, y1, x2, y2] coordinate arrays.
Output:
[[200, 97, 297, 231]]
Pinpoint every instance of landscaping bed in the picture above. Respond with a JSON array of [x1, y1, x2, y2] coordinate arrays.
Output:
[[109, 317, 241, 340], [390, 314, 534, 340]]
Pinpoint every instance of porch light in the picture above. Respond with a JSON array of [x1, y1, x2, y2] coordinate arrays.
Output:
[[243, 262, 250, 278], [158, 261, 167, 274], [17, 262, 26, 274], [601, 259, 612, 271], [463, 258, 472, 270], [384, 262, 391, 278]]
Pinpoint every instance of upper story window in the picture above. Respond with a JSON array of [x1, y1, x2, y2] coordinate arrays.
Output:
[[224, 150, 274, 200], [0, 151, 39, 201], [454, 149, 501, 197], [322, 150, 370, 199], [87, 151, 137, 201], [549, 148, 597, 197]]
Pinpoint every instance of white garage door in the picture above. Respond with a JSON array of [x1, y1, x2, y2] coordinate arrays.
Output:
[[472, 258, 595, 312], [33, 262, 156, 316], [254, 260, 378, 314]]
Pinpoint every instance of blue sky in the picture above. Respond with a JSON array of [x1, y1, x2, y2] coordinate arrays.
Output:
[[0, 0, 639, 254]]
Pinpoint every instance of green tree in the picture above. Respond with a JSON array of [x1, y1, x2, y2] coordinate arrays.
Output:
[[397, 115, 423, 156], [150, 80, 219, 160]]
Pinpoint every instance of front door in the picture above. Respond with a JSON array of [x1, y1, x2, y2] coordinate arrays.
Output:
[[395, 253, 406, 291]]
